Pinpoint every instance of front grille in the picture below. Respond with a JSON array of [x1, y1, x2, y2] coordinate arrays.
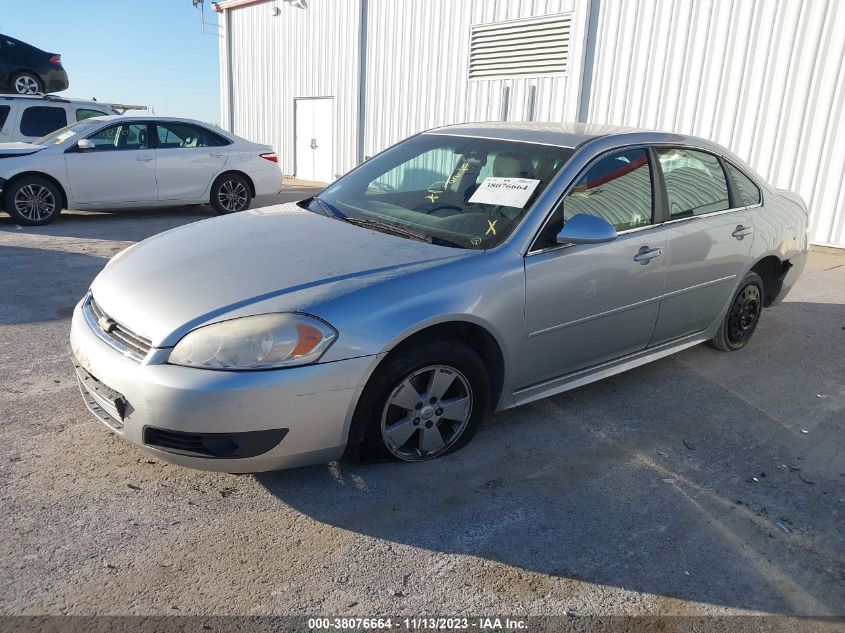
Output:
[[69, 349, 127, 432], [86, 296, 152, 360]]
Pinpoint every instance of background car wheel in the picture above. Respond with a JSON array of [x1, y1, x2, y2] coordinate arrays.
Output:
[[12, 72, 43, 95], [4, 176, 62, 226], [709, 271, 765, 352], [210, 174, 252, 214], [349, 338, 490, 463]]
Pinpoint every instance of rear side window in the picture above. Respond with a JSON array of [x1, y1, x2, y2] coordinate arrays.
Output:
[[76, 108, 109, 122], [156, 122, 228, 148], [657, 148, 729, 218], [725, 162, 762, 206], [0, 105, 10, 130], [20, 106, 68, 137]]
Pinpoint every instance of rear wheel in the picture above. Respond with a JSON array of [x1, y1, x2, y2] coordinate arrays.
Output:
[[350, 339, 490, 463], [709, 271, 764, 351], [12, 72, 43, 95], [3, 176, 62, 226], [210, 174, 251, 214]]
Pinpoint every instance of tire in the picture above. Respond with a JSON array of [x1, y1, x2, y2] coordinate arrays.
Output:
[[3, 176, 63, 226], [348, 338, 491, 463], [11, 72, 43, 95], [708, 271, 765, 352], [210, 174, 252, 214]]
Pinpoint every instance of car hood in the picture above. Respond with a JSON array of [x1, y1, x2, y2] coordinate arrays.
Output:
[[0, 142, 45, 156], [91, 203, 469, 347]]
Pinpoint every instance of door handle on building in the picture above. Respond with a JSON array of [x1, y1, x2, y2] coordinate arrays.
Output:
[[732, 225, 753, 240], [310, 138, 318, 149], [633, 246, 662, 265]]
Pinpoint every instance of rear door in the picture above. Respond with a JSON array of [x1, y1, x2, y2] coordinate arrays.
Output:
[[153, 121, 228, 201], [649, 147, 754, 345], [64, 121, 157, 204], [520, 148, 668, 386]]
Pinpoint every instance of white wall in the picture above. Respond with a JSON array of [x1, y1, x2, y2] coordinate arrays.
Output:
[[221, 0, 361, 178], [220, 0, 845, 248], [584, 0, 845, 248]]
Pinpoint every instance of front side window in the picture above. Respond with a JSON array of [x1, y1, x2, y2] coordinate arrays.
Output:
[[156, 122, 227, 148], [312, 134, 574, 249], [533, 149, 653, 250], [0, 105, 10, 131], [20, 106, 68, 137], [85, 123, 149, 151], [725, 162, 761, 206], [76, 108, 109, 121], [657, 148, 729, 218]]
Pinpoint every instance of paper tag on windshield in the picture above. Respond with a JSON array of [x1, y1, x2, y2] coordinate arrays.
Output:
[[54, 130, 77, 145], [468, 177, 541, 208]]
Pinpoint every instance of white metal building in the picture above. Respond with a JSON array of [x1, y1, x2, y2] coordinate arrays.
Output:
[[217, 0, 845, 249]]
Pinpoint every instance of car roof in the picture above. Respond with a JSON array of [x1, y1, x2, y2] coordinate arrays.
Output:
[[425, 121, 724, 153], [0, 94, 114, 108], [87, 115, 215, 125]]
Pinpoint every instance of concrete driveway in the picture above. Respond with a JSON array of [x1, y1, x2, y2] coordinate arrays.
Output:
[[0, 194, 843, 618]]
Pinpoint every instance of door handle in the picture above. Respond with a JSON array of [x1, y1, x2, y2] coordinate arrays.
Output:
[[633, 246, 662, 265], [208, 152, 224, 157], [732, 225, 753, 240], [310, 138, 318, 149], [136, 156, 154, 162]]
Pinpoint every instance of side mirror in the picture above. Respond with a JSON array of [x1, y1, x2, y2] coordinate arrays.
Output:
[[556, 213, 618, 245], [76, 138, 95, 151]]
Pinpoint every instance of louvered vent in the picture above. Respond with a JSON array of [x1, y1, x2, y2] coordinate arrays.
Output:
[[469, 13, 571, 80]]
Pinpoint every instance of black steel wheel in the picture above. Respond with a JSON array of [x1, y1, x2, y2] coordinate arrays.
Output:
[[709, 271, 765, 351]]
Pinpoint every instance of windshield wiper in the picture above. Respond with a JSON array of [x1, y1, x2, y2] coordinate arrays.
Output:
[[342, 217, 433, 243], [310, 197, 464, 248]]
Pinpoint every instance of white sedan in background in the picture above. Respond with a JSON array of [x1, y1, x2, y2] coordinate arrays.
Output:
[[0, 116, 282, 225]]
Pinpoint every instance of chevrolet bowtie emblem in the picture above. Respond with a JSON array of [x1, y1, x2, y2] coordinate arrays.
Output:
[[98, 315, 117, 333]]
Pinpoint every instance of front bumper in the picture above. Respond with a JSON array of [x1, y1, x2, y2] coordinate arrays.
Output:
[[69, 299, 377, 472]]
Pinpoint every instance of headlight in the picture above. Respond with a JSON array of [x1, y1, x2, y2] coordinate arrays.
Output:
[[168, 313, 337, 370]]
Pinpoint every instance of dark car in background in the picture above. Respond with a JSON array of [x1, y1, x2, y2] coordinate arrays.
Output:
[[0, 34, 68, 95]]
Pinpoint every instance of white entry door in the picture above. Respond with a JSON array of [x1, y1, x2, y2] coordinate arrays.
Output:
[[295, 98, 333, 183]]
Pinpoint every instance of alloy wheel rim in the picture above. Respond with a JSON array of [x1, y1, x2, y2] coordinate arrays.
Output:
[[14, 184, 56, 221], [380, 364, 473, 461], [218, 180, 248, 212], [15, 76, 40, 94], [727, 284, 761, 345]]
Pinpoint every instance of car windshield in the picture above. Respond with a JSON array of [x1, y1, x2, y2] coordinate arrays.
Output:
[[33, 118, 103, 146], [310, 134, 574, 249]]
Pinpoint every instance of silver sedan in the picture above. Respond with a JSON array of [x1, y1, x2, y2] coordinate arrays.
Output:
[[69, 123, 808, 472]]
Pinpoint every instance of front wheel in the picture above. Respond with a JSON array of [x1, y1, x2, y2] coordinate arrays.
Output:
[[210, 174, 252, 214], [351, 339, 490, 463], [709, 271, 765, 351], [3, 176, 62, 226]]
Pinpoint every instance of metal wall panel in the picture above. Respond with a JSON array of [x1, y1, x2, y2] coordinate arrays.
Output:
[[584, 0, 845, 247], [222, 0, 361, 178], [362, 0, 589, 160]]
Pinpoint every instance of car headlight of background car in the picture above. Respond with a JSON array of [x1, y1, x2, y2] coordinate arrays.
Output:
[[168, 313, 337, 370]]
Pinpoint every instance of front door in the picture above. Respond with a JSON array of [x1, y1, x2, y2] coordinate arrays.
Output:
[[295, 98, 333, 183], [64, 121, 157, 205], [650, 147, 754, 345], [520, 148, 667, 387]]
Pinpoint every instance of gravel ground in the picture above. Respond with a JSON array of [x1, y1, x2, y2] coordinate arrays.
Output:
[[0, 194, 843, 618]]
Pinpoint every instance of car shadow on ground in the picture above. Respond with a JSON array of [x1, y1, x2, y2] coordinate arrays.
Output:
[[257, 301, 845, 615], [0, 245, 108, 325]]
